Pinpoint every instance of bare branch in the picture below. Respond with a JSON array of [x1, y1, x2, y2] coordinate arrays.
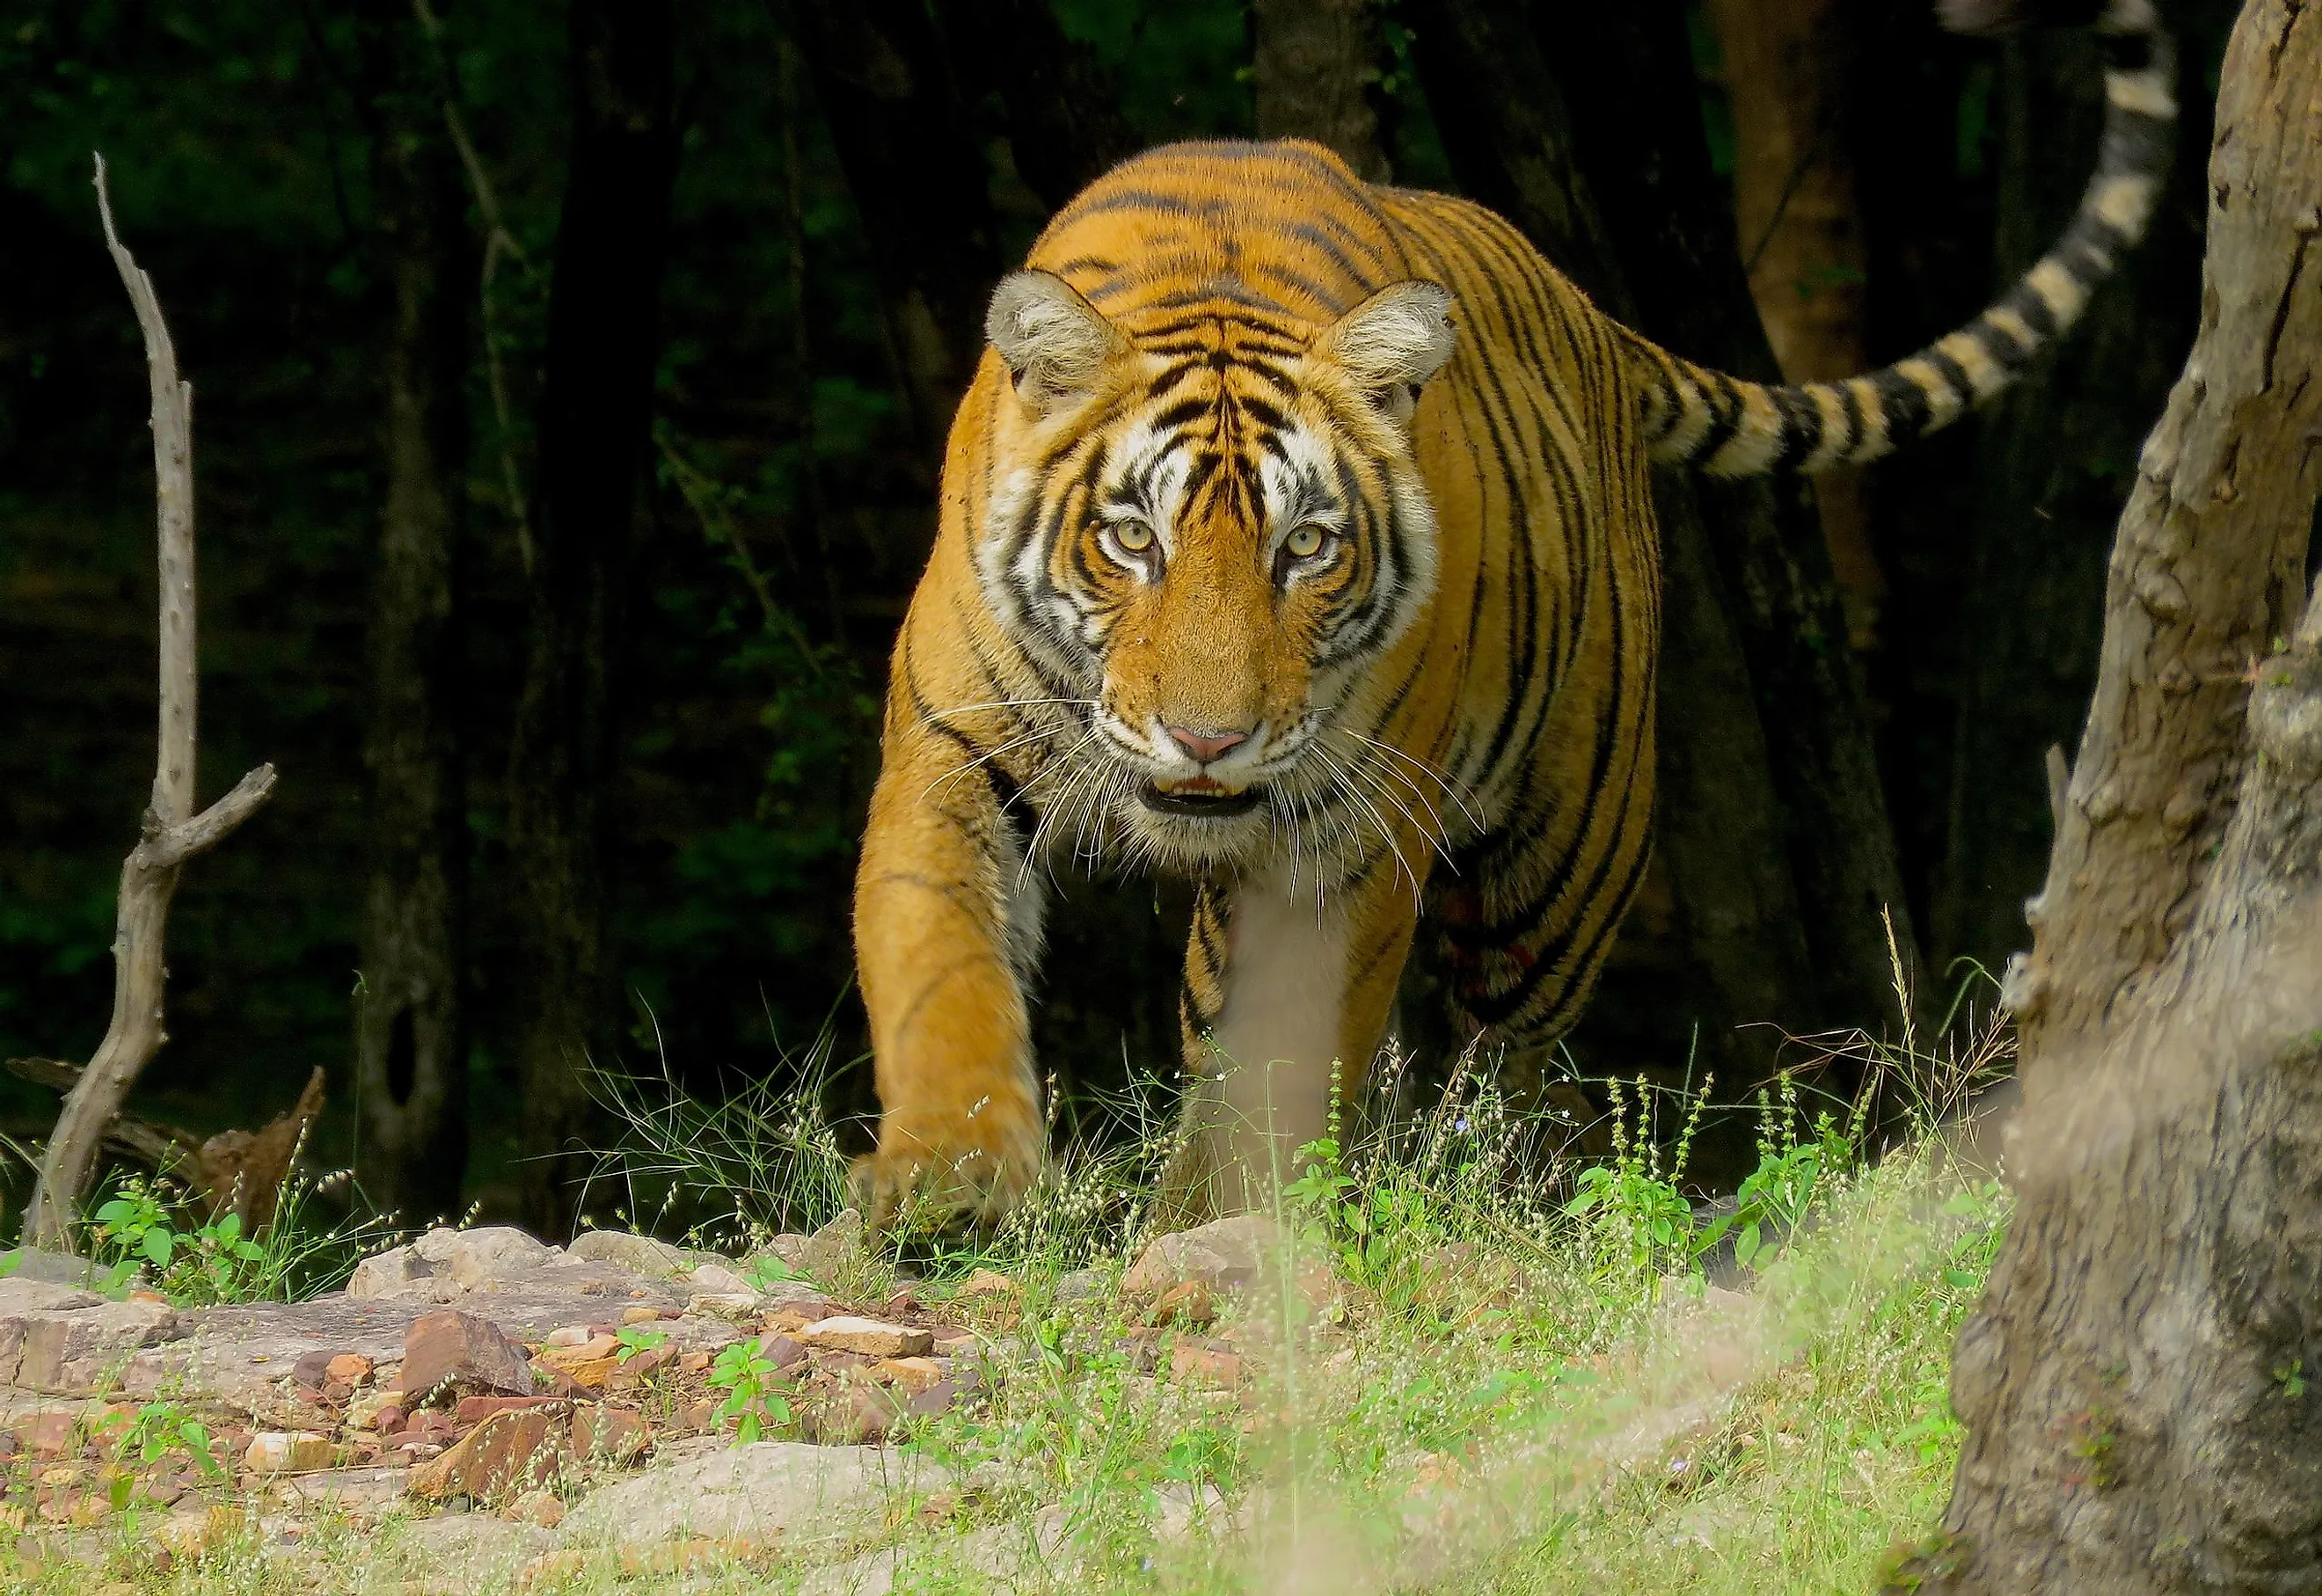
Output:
[[145, 762, 279, 869]]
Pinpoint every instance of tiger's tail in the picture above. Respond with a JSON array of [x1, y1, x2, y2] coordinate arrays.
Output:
[[1625, 0, 2174, 478]]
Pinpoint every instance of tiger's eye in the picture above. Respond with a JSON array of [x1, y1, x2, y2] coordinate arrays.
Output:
[[1285, 523, 1327, 559], [1114, 519, 1155, 553]]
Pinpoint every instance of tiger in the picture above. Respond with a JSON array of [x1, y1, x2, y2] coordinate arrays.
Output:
[[848, 0, 2176, 1226]]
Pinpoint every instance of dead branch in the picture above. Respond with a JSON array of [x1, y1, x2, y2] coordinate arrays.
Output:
[[22, 155, 280, 1250]]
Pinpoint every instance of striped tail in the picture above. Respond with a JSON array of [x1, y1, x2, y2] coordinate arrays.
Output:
[[1626, 0, 2176, 479]]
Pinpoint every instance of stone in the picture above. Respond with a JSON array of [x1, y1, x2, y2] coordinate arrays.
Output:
[[504, 1488, 566, 1528], [688, 1263, 751, 1295], [243, 1431, 335, 1473], [571, 1403, 650, 1465], [347, 1246, 440, 1301], [952, 1268, 1020, 1302], [347, 1389, 397, 1432], [756, 1332, 807, 1370], [905, 1380, 960, 1419], [291, 1349, 337, 1391], [1149, 1279, 1215, 1329], [0, 1278, 104, 1315], [686, 1292, 762, 1320], [759, 1233, 814, 1272], [556, 1441, 942, 1549], [400, 1310, 537, 1402], [537, 1334, 618, 1369], [619, 1305, 665, 1326], [794, 1209, 865, 1286], [15, 1408, 83, 1455], [1123, 1214, 1286, 1298], [873, 1357, 946, 1395], [325, 1352, 374, 1385], [568, 1231, 714, 1280], [800, 1385, 901, 1445], [1168, 1344, 1243, 1390], [0, 1250, 106, 1287], [412, 1227, 559, 1289], [407, 1409, 570, 1502], [542, 1325, 593, 1349], [12, 1298, 181, 1393], [799, 1317, 933, 1358], [454, 1395, 570, 1426]]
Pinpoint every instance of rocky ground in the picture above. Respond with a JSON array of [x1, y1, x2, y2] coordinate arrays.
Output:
[[0, 1212, 1288, 1592]]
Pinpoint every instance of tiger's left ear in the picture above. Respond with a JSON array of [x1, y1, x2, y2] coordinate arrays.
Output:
[[1315, 281, 1457, 424], [987, 270, 1130, 415]]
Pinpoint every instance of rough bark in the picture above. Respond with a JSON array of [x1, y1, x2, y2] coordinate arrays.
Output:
[[24, 161, 279, 1250], [1406, 0, 1918, 1155], [786, 0, 1001, 448], [1933, 21, 2206, 982], [1704, 0, 1883, 652], [1906, 4, 2322, 1587], [933, 0, 1141, 215], [1251, 0, 1389, 181], [351, 0, 472, 1226], [507, 0, 678, 1239]]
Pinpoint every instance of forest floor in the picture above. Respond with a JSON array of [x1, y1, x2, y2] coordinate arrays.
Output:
[[0, 1050, 2005, 1595]]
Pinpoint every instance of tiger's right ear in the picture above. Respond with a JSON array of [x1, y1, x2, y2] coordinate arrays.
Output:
[[986, 271, 1129, 414]]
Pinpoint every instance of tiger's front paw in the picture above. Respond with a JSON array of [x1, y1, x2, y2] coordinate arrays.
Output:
[[851, 1097, 1046, 1234]]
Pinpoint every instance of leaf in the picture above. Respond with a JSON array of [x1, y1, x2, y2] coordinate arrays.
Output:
[[210, 1213, 241, 1245], [142, 1228, 174, 1267]]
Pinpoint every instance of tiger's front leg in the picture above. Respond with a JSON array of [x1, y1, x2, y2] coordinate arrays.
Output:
[[851, 712, 1047, 1231], [1170, 855, 1427, 1216]]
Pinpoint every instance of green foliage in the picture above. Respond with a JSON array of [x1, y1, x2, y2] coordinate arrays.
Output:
[[705, 1336, 793, 1444], [99, 1397, 225, 1491], [82, 1166, 393, 1306], [613, 1324, 669, 1365]]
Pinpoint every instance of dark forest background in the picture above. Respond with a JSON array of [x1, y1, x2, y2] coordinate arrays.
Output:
[[0, 0, 2245, 1234]]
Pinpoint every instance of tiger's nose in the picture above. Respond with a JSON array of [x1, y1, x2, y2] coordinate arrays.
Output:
[[1165, 725, 1251, 764]]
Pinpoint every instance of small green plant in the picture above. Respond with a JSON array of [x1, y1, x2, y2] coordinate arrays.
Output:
[[2276, 1359, 2307, 1398], [613, 1325, 670, 1365], [741, 1252, 800, 1289], [1696, 1076, 1857, 1272], [90, 1180, 266, 1302], [705, 1337, 792, 1443], [1562, 1075, 1708, 1284], [98, 1398, 225, 1513]]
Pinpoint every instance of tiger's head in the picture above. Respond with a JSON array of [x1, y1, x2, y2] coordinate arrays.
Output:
[[974, 269, 1457, 873]]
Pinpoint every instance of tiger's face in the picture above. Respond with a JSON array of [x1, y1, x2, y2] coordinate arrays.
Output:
[[975, 271, 1457, 873]]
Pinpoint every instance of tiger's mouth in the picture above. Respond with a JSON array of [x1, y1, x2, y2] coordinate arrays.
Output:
[[1139, 777, 1265, 818]]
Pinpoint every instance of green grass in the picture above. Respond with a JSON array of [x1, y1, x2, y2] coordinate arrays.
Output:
[[2, 1008, 2012, 1595]]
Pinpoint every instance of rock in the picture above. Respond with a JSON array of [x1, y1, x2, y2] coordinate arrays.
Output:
[[541, 1325, 592, 1349], [453, 1395, 570, 1426], [567, 1231, 704, 1280], [557, 1441, 942, 1549], [407, 1409, 570, 1502], [952, 1268, 1021, 1303], [400, 1310, 537, 1401], [686, 1292, 762, 1320], [346, 1247, 440, 1301], [794, 1209, 865, 1286], [244, 1431, 335, 1473], [1149, 1279, 1215, 1329], [619, 1305, 665, 1327], [1123, 1214, 1286, 1298], [1052, 1268, 1107, 1305], [572, 1403, 650, 1465], [290, 1349, 337, 1391], [1168, 1344, 1243, 1390], [0, 1250, 105, 1287], [347, 1389, 397, 1432], [793, 1503, 1070, 1596], [756, 1332, 807, 1370], [799, 1317, 933, 1358], [14, 1408, 84, 1455], [412, 1227, 559, 1289], [905, 1379, 960, 1419], [503, 1488, 566, 1528], [688, 1263, 752, 1295], [325, 1352, 374, 1385], [10, 1298, 180, 1393], [800, 1385, 901, 1445], [537, 1334, 618, 1369], [759, 1233, 815, 1272], [873, 1357, 946, 1395], [0, 1279, 104, 1315]]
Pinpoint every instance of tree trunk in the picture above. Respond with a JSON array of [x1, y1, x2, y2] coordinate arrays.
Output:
[[1906, 3, 2322, 1587], [1251, 0, 1389, 181], [1704, 0, 1883, 653], [1406, 0, 1919, 1168], [351, 0, 472, 1226], [1931, 20, 2208, 982], [507, 0, 677, 1239], [786, 0, 1000, 450]]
